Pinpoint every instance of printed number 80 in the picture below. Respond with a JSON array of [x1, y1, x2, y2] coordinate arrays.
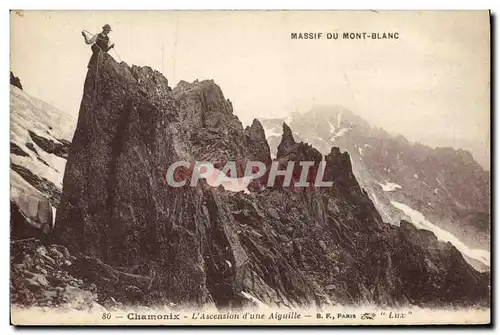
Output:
[[102, 313, 112, 320]]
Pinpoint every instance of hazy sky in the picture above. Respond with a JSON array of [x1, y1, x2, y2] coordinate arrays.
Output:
[[11, 10, 490, 167]]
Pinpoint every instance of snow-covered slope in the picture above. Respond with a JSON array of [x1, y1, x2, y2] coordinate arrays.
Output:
[[10, 85, 76, 237], [391, 200, 490, 268]]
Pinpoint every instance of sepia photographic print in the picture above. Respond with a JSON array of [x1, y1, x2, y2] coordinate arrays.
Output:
[[9, 10, 491, 326]]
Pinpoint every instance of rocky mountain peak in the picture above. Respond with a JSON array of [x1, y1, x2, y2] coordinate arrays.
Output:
[[277, 123, 322, 162], [244, 119, 272, 167], [10, 71, 23, 90], [30, 52, 488, 309], [281, 122, 295, 143], [130, 65, 171, 99], [276, 122, 295, 155]]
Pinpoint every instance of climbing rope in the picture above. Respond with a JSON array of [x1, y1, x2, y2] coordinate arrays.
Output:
[[82, 30, 122, 62], [93, 51, 101, 105], [82, 30, 120, 106]]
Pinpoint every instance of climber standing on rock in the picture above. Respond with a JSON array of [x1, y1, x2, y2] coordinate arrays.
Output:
[[81, 24, 115, 68]]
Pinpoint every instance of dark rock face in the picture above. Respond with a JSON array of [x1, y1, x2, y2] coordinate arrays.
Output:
[[11, 163, 61, 207], [10, 142, 29, 157], [52, 53, 489, 309], [10, 71, 23, 90], [28, 130, 71, 159], [11, 201, 52, 239]]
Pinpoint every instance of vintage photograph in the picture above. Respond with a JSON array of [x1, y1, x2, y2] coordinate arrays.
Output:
[[10, 10, 490, 325]]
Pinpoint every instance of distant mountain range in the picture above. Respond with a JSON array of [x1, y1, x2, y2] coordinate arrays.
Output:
[[260, 106, 490, 271]]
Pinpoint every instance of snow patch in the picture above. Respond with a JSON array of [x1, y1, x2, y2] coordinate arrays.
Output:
[[368, 190, 395, 224], [330, 128, 350, 141], [327, 120, 336, 134], [391, 201, 490, 267], [198, 163, 253, 194], [335, 128, 349, 137], [51, 206, 57, 227], [377, 181, 402, 192], [357, 146, 364, 157]]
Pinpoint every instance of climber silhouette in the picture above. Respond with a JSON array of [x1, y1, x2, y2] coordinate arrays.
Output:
[[82, 24, 115, 68]]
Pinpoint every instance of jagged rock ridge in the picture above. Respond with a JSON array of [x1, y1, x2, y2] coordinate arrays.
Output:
[[11, 71, 23, 90], [261, 107, 490, 269], [47, 53, 489, 309]]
